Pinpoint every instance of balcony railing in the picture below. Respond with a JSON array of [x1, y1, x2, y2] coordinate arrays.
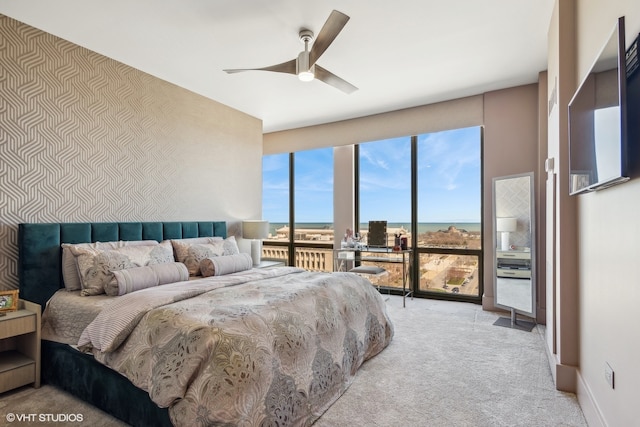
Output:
[[263, 245, 333, 272]]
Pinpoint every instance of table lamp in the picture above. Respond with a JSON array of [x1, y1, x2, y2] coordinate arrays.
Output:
[[496, 217, 517, 251], [242, 220, 269, 266]]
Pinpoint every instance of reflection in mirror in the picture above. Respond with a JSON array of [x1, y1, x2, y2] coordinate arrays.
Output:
[[493, 172, 536, 330]]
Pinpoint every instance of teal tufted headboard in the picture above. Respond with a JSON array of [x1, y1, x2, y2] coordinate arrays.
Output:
[[18, 221, 227, 308]]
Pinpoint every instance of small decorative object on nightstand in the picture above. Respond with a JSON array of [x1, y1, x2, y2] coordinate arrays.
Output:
[[0, 289, 19, 315], [0, 299, 41, 393]]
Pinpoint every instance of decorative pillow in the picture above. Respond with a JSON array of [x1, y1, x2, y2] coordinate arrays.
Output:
[[222, 236, 240, 255], [200, 253, 253, 277], [184, 243, 224, 275], [61, 240, 158, 291], [105, 262, 189, 296], [172, 236, 240, 276], [170, 237, 223, 266], [71, 241, 174, 296]]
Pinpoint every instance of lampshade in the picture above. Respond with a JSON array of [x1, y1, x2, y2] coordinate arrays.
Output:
[[496, 217, 517, 232], [242, 220, 269, 239]]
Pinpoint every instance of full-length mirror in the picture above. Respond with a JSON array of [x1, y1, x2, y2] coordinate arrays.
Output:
[[493, 172, 536, 324]]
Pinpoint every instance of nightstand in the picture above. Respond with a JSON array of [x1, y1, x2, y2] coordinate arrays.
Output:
[[0, 299, 41, 393], [256, 260, 285, 269]]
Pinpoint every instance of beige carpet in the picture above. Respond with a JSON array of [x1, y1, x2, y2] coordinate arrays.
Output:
[[0, 296, 587, 427]]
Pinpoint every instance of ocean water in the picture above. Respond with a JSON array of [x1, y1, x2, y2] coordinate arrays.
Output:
[[270, 222, 481, 235]]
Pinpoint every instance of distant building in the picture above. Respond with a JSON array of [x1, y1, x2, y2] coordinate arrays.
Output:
[[270, 225, 411, 246]]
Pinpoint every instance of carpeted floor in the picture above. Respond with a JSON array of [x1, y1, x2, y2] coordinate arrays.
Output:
[[0, 296, 587, 427]]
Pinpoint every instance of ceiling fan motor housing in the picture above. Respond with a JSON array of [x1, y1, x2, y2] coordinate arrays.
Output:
[[297, 51, 314, 77], [299, 29, 314, 43], [297, 29, 315, 79]]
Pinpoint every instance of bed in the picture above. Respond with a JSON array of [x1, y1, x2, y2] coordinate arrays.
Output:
[[18, 221, 393, 427]]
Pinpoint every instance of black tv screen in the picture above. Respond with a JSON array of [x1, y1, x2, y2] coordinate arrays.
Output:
[[568, 17, 629, 195]]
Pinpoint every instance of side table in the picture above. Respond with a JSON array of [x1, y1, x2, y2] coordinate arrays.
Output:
[[0, 299, 41, 393]]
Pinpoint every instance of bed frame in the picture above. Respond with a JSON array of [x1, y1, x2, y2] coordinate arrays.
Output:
[[18, 221, 227, 427]]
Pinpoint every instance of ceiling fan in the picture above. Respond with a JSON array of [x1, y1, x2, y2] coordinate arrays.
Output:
[[224, 10, 358, 94]]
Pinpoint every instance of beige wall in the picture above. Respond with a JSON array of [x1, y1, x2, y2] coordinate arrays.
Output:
[[482, 84, 541, 312], [546, 0, 581, 393], [333, 145, 355, 249], [263, 95, 484, 153], [0, 15, 263, 290], [564, 1, 640, 426]]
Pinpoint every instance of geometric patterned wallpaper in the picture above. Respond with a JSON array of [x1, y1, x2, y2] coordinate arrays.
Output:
[[494, 174, 533, 250], [0, 15, 263, 290]]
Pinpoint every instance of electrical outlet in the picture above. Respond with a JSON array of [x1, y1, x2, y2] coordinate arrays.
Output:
[[605, 362, 615, 389]]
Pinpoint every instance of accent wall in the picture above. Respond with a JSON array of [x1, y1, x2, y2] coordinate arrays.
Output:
[[0, 15, 263, 290]]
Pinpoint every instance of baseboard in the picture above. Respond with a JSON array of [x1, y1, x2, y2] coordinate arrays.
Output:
[[542, 331, 558, 384], [540, 336, 578, 393], [576, 371, 607, 427], [556, 362, 578, 392], [482, 295, 497, 311], [536, 318, 605, 426]]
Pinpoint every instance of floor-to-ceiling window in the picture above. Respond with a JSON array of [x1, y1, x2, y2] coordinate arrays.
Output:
[[415, 126, 483, 301], [263, 126, 483, 301], [262, 148, 334, 271], [262, 152, 290, 264], [356, 126, 483, 301], [293, 148, 334, 271], [356, 137, 412, 289]]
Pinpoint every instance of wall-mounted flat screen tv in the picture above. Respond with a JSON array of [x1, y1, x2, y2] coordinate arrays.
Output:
[[568, 16, 629, 195]]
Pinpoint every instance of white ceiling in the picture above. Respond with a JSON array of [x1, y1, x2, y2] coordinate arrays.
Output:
[[0, 1, 555, 133]]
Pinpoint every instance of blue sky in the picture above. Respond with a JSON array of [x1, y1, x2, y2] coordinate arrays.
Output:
[[263, 126, 481, 223]]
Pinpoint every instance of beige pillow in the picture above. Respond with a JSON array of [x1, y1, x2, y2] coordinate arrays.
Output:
[[71, 241, 174, 296], [61, 240, 158, 291], [170, 237, 223, 266], [171, 236, 239, 275]]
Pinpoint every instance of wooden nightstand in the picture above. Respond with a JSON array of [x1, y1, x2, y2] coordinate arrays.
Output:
[[0, 299, 41, 393]]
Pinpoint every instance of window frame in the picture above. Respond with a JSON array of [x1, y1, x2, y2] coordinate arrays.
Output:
[[356, 130, 484, 303]]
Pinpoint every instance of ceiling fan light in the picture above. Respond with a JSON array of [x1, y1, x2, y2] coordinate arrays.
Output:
[[298, 70, 314, 82]]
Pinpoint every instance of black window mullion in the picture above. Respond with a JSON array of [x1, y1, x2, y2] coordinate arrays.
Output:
[[354, 144, 360, 236], [410, 136, 418, 295], [289, 152, 295, 265]]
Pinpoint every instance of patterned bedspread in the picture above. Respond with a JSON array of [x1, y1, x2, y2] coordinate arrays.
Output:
[[78, 267, 394, 427]]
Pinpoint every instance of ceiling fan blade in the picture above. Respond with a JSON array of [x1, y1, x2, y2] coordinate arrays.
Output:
[[314, 65, 358, 94], [224, 59, 297, 75], [309, 10, 350, 66]]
